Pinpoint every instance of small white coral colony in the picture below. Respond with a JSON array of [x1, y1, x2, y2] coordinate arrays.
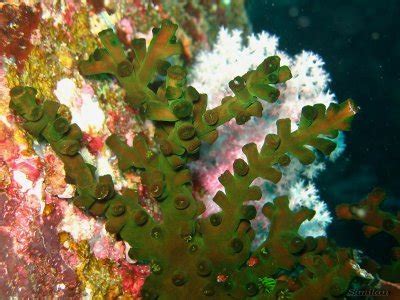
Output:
[[189, 28, 346, 244]]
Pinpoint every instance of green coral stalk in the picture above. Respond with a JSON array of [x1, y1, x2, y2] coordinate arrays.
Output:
[[9, 20, 362, 299]]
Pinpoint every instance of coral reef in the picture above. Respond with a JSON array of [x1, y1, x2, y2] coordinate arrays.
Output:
[[8, 18, 370, 299]]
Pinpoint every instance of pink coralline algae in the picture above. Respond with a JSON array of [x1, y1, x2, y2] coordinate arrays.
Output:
[[0, 115, 150, 297], [118, 261, 150, 296], [0, 122, 74, 297], [83, 133, 105, 156], [0, 170, 80, 297]]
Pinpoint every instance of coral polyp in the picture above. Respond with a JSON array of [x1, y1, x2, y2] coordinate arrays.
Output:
[[9, 19, 372, 299]]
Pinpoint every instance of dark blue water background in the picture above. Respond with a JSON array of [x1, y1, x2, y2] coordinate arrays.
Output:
[[246, 0, 400, 263]]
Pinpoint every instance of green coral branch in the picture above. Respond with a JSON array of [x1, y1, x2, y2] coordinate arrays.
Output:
[[292, 249, 358, 299], [218, 196, 357, 299], [190, 100, 357, 298], [105, 133, 203, 225], [200, 100, 357, 258], [9, 86, 205, 266], [137, 20, 182, 85], [336, 189, 400, 282], [78, 19, 181, 108], [8, 86, 165, 261], [336, 188, 400, 243], [79, 21, 292, 170], [193, 56, 292, 141]]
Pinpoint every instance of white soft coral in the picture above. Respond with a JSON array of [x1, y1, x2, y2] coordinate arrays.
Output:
[[189, 28, 344, 241], [288, 181, 332, 237], [191, 29, 279, 107]]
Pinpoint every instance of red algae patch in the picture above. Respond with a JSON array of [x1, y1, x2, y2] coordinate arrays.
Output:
[[0, 3, 41, 70]]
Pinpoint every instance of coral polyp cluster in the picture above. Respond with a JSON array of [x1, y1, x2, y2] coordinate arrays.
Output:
[[9, 19, 377, 299]]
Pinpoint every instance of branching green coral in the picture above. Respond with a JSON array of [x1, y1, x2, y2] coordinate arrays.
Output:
[[336, 189, 400, 282], [337, 188, 400, 243], [10, 20, 361, 299]]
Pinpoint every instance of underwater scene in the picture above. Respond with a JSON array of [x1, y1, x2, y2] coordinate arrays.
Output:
[[0, 0, 399, 299]]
